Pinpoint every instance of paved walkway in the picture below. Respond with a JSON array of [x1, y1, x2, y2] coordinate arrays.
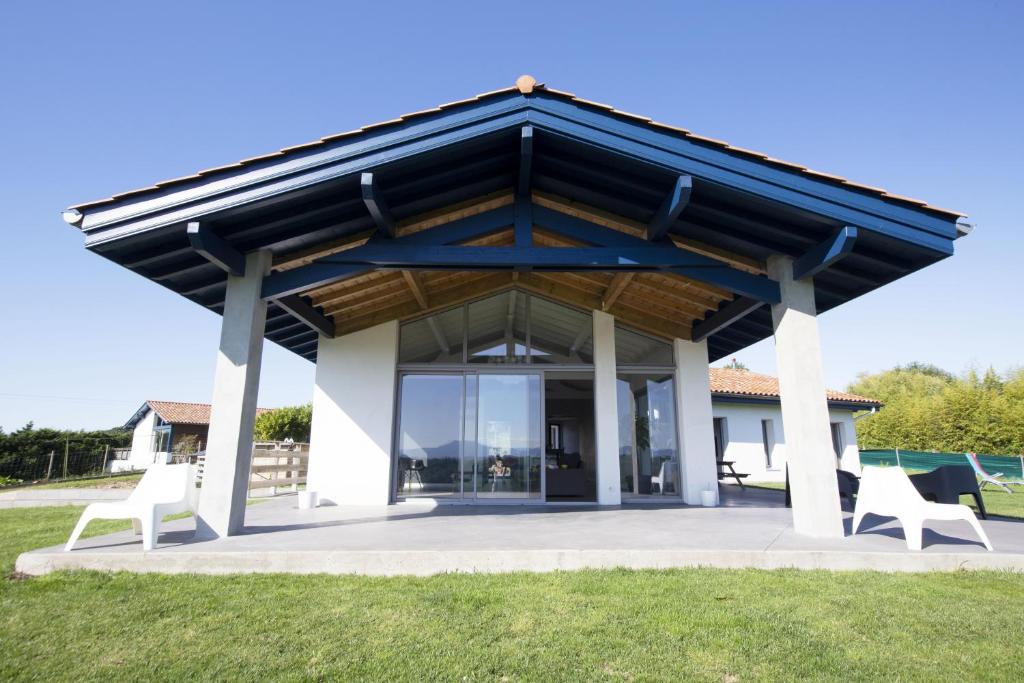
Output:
[[17, 487, 1024, 575], [0, 488, 130, 509]]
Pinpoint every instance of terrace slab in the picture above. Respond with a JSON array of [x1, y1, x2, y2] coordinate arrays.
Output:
[[16, 488, 1024, 575]]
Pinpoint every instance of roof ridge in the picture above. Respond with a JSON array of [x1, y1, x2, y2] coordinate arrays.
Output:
[[66, 76, 964, 219]]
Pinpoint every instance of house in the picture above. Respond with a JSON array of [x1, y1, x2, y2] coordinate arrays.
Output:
[[116, 401, 269, 472], [63, 76, 965, 540], [708, 368, 880, 482]]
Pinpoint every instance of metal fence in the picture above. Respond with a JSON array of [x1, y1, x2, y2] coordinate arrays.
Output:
[[0, 445, 124, 482], [860, 449, 1024, 478]]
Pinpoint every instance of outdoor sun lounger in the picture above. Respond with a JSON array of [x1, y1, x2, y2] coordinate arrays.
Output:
[[852, 466, 993, 551], [965, 452, 1024, 493], [65, 463, 195, 552]]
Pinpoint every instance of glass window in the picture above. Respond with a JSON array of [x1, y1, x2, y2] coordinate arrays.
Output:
[[529, 296, 593, 364], [761, 419, 775, 469], [617, 373, 679, 496], [399, 308, 464, 363], [396, 375, 465, 498], [615, 325, 674, 366], [830, 422, 844, 461], [151, 428, 171, 454], [468, 292, 528, 364]]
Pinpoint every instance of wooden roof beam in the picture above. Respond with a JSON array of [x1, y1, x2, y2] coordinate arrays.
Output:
[[793, 226, 859, 280], [360, 172, 395, 238], [187, 222, 245, 276], [647, 175, 693, 241], [601, 273, 633, 311], [691, 297, 764, 342]]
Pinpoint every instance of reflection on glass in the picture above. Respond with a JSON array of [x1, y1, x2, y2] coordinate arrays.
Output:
[[529, 297, 593, 364], [396, 375, 464, 498], [614, 326, 674, 366], [617, 374, 679, 496], [475, 374, 541, 498], [399, 308, 464, 363], [468, 292, 528, 363]]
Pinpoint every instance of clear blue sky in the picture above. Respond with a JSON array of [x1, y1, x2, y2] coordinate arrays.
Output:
[[0, 1, 1021, 430]]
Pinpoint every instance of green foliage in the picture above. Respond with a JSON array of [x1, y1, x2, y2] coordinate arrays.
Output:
[[850, 364, 1024, 454], [173, 433, 200, 455], [253, 404, 312, 442], [0, 423, 131, 480], [723, 357, 749, 371], [0, 475, 22, 488]]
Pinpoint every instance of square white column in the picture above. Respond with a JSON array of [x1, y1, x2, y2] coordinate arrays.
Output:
[[592, 310, 622, 505], [673, 338, 720, 505], [195, 250, 272, 539], [307, 320, 398, 506], [768, 255, 844, 538]]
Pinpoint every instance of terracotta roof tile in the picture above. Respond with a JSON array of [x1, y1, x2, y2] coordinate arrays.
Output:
[[709, 368, 880, 406], [68, 77, 965, 219], [146, 400, 271, 426]]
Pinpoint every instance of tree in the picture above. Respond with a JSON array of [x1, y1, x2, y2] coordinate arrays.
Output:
[[254, 404, 312, 442], [849, 364, 1024, 454]]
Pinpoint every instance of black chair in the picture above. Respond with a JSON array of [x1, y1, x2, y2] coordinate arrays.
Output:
[[909, 465, 987, 519], [785, 467, 860, 511]]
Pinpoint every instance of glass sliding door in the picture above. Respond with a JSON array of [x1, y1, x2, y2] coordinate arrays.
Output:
[[474, 373, 542, 499], [617, 373, 680, 497], [395, 372, 542, 501], [396, 374, 465, 498]]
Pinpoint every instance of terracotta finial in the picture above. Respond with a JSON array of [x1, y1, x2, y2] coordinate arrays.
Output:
[[515, 74, 537, 94]]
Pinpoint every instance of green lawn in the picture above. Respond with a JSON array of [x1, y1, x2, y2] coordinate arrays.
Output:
[[9, 472, 144, 490], [1, 506, 1023, 681], [747, 479, 1024, 519]]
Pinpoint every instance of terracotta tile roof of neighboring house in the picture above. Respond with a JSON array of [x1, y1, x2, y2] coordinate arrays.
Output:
[[146, 400, 272, 426], [69, 76, 964, 218], [709, 368, 880, 406]]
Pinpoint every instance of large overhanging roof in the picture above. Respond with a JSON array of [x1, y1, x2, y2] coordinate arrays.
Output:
[[64, 76, 966, 363]]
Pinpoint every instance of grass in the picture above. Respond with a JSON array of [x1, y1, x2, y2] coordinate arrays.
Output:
[[1, 507, 1024, 681], [747, 478, 1024, 519], [9, 472, 144, 490]]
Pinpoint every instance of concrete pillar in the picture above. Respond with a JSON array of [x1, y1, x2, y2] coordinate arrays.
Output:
[[673, 338, 720, 505], [768, 255, 844, 538], [306, 321, 398, 506], [592, 310, 621, 505], [195, 250, 272, 539]]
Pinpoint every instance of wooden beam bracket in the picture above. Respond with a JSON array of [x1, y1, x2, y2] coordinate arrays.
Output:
[[187, 222, 246, 276], [361, 172, 395, 238], [792, 226, 858, 280], [691, 297, 763, 342], [648, 175, 693, 241], [274, 294, 335, 339]]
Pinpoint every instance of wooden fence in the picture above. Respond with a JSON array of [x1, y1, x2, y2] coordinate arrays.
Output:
[[191, 442, 309, 496], [248, 442, 309, 495]]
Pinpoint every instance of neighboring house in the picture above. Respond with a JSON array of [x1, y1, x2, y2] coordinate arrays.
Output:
[[117, 401, 269, 472], [708, 368, 880, 482], [65, 76, 964, 540]]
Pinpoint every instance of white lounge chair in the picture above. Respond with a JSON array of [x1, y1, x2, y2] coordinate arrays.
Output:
[[65, 463, 195, 552], [965, 452, 1023, 493], [852, 466, 993, 551]]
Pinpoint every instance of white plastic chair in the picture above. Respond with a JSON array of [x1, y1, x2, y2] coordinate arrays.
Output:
[[651, 461, 678, 495], [852, 466, 993, 551], [65, 463, 195, 552]]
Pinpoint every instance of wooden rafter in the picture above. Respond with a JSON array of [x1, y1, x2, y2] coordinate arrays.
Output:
[[602, 273, 633, 311], [401, 270, 429, 309]]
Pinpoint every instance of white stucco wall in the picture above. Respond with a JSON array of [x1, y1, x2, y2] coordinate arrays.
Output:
[[125, 410, 159, 470], [307, 321, 399, 506], [711, 401, 861, 482]]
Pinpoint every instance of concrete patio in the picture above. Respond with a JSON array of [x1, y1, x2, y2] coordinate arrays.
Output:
[[16, 487, 1024, 576]]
